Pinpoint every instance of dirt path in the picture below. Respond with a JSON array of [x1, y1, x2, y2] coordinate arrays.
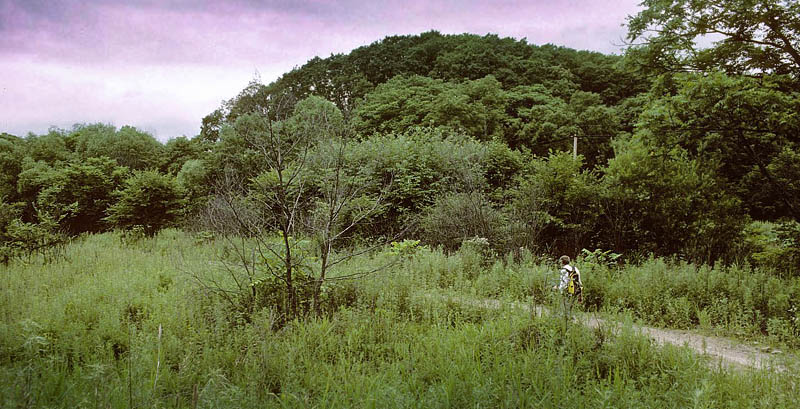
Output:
[[581, 314, 782, 370], [439, 295, 791, 372]]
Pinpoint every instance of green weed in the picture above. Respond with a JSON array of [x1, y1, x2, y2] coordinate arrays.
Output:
[[1, 231, 798, 407]]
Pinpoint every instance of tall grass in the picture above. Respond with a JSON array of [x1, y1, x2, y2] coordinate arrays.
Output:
[[376, 244, 800, 348], [1, 230, 798, 407], [584, 258, 800, 344]]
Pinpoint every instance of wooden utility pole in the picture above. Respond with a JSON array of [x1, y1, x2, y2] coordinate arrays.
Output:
[[573, 135, 577, 159]]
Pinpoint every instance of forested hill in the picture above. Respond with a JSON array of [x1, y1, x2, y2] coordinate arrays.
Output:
[[201, 31, 650, 161], [3, 11, 800, 274]]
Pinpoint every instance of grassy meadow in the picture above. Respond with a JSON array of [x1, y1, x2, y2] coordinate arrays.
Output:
[[1, 230, 799, 408]]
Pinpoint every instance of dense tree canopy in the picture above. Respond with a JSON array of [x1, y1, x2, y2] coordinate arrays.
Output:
[[626, 0, 800, 78], [637, 73, 800, 220], [3, 24, 799, 273], [201, 32, 645, 148]]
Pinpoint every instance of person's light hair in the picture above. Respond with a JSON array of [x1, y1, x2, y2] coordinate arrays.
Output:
[[559, 255, 571, 265]]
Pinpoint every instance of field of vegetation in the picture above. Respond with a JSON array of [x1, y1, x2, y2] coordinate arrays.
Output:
[[3, 1, 800, 407], [1, 230, 798, 408]]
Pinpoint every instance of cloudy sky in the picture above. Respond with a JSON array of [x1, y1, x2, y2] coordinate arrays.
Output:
[[0, 0, 642, 141]]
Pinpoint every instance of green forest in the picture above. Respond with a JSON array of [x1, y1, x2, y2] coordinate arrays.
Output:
[[2, 0, 800, 407]]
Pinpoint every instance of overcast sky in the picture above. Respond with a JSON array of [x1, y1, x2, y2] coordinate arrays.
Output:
[[0, 0, 642, 141]]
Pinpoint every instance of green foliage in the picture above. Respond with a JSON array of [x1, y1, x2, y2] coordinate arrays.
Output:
[[67, 123, 116, 156], [2, 233, 799, 407], [580, 248, 622, 269], [389, 239, 422, 258], [344, 128, 487, 236], [601, 133, 747, 261], [160, 136, 204, 175], [741, 221, 800, 277], [225, 31, 638, 118], [508, 152, 601, 255], [9, 23, 800, 269], [636, 72, 800, 221], [3, 125, 180, 235], [176, 159, 211, 215], [589, 258, 800, 345], [626, 0, 800, 77], [0, 203, 67, 264], [351, 74, 621, 166], [8, 20, 800, 407], [504, 85, 576, 149], [420, 192, 506, 251], [767, 147, 800, 219], [484, 140, 524, 198], [13, 156, 127, 235], [16, 158, 58, 219], [0, 133, 25, 202], [0, 200, 24, 263], [212, 119, 270, 181], [305, 140, 385, 242], [242, 237, 319, 320], [211, 96, 340, 182], [24, 129, 71, 164], [286, 94, 345, 136], [205, 97, 388, 321], [70, 124, 164, 170], [105, 171, 185, 236], [36, 157, 128, 234], [205, 32, 642, 166], [352, 75, 507, 141]]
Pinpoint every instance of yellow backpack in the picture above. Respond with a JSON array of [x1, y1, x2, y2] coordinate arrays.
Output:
[[566, 266, 580, 296]]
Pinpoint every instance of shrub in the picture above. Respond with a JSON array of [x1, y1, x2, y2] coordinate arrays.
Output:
[[420, 192, 506, 251], [105, 171, 185, 236], [34, 157, 128, 234], [507, 152, 601, 255], [0, 202, 67, 264], [741, 221, 800, 277]]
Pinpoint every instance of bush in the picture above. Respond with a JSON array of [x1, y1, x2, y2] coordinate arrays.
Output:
[[420, 191, 506, 251], [0, 201, 67, 264], [105, 171, 185, 236], [740, 221, 800, 277], [34, 157, 128, 234], [507, 152, 601, 255]]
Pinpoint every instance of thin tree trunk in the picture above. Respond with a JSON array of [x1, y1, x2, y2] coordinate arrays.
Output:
[[281, 227, 296, 319]]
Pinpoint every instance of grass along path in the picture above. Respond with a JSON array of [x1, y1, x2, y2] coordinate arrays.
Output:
[[433, 293, 794, 372]]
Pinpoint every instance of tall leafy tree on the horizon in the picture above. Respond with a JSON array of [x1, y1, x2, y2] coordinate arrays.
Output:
[[625, 0, 800, 223], [626, 0, 800, 78], [635, 73, 800, 221]]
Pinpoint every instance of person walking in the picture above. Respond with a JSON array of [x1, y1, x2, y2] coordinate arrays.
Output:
[[553, 255, 583, 321]]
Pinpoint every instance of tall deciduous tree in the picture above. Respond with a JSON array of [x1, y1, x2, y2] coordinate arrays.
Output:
[[70, 124, 163, 170], [601, 134, 747, 262], [205, 96, 392, 320], [341, 128, 488, 238], [626, 0, 800, 77], [161, 136, 204, 175], [636, 72, 800, 220], [508, 152, 601, 255], [0, 133, 24, 202], [25, 129, 72, 164]]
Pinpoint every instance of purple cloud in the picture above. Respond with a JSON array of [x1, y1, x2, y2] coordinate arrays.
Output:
[[0, 0, 642, 140]]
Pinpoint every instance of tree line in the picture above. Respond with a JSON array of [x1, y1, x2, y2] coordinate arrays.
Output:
[[2, 1, 798, 276]]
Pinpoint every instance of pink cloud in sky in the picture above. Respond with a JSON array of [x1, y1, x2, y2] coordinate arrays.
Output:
[[0, 0, 642, 140]]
